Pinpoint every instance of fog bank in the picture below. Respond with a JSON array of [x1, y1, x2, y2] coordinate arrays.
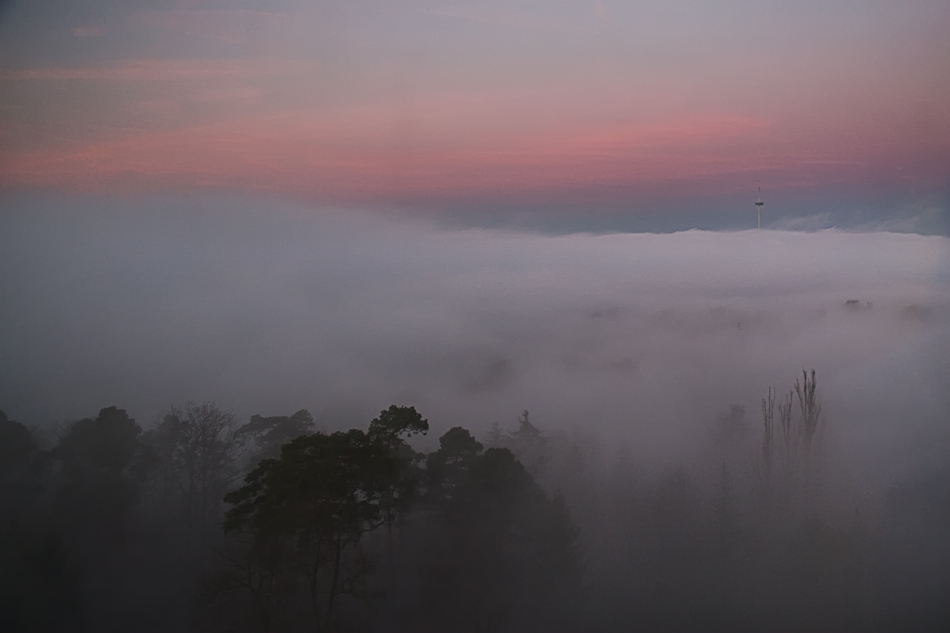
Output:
[[2, 198, 948, 482]]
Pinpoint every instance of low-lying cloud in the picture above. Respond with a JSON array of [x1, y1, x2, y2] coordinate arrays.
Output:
[[1, 196, 947, 484]]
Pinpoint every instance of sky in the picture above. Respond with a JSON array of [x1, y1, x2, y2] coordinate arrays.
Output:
[[1, 0, 949, 231]]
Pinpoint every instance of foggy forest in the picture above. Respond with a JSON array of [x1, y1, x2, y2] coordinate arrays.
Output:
[[2, 1, 950, 631], [2, 371, 949, 632], [3, 208, 949, 633]]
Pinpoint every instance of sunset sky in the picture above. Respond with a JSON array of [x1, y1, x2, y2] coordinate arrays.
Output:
[[1, 0, 948, 230]]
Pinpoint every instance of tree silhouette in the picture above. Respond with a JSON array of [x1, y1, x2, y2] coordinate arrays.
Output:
[[222, 428, 396, 632], [422, 426, 583, 632], [53, 406, 147, 540], [367, 405, 428, 550], [238, 409, 316, 463], [143, 401, 243, 552], [0, 411, 83, 632]]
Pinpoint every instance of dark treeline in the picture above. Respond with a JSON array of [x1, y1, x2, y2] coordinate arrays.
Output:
[[1, 372, 948, 632]]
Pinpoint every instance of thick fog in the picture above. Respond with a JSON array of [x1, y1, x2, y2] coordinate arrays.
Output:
[[2, 197, 948, 480], [4, 196, 950, 631]]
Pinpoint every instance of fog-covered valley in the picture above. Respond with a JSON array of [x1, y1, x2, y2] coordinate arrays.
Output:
[[2, 198, 948, 631]]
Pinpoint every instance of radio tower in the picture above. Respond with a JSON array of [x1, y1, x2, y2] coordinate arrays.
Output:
[[755, 184, 764, 229]]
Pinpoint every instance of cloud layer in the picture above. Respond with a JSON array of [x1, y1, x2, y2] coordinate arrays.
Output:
[[1, 197, 948, 484]]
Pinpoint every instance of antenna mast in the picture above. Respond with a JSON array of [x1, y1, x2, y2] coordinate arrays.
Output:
[[755, 184, 764, 229]]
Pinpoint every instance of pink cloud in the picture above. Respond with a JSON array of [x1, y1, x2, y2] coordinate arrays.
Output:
[[2, 66, 945, 201], [0, 106, 831, 200]]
